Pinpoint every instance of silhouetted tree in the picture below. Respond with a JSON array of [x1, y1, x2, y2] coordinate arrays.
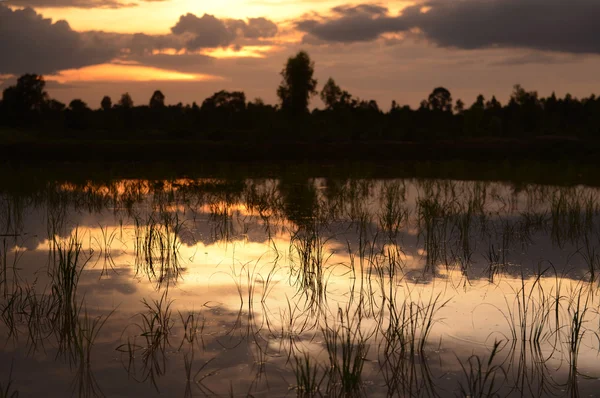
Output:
[[149, 90, 165, 109], [4, 71, 600, 142], [511, 85, 539, 107], [66, 99, 90, 130], [509, 85, 542, 134], [101, 96, 112, 111], [201, 91, 246, 112], [69, 99, 89, 112], [320, 78, 343, 110], [277, 51, 317, 116], [427, 87, 453, 112], [454, 99, 465, 114], [2, 74, 48, 119], [485, 96, 501, 111], [320, 77, 355, 110], [471, 95, 485, 111], [358, 100, 380, 112], [118, 93, 134, 109], [46, 99, 66, 112]]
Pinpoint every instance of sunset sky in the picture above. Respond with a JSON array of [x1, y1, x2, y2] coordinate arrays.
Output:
[[2, 0, 600, 109]]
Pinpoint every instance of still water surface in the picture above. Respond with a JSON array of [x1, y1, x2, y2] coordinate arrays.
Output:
[[1, 177, 600, 397]]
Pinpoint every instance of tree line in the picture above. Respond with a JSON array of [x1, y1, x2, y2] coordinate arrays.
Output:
[[1, 51, 600, 141]]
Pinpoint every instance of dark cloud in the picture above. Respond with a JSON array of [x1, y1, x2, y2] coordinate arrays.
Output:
[[171, 13, 278, 50], [330, 4, 388, 16], [297, 4, 407, 43], [297, 0, 600, 54], [235, 17, 278, 39], [171, 13, 236, 49], [0, 5, 278, 75], [4, 0, 166, 9], [406, 0, 600, 54], [125, 32, 186, 55], [0, 5, 118, 74]]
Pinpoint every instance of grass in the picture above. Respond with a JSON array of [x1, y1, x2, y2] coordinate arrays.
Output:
[[178, 310, 206, 350], [417, 196, 453, 270], [71, 306, 114, 397], [116, 290, 174, 390], [51, 232, 90, 363], [94, 224, 119, 276], [565, 282, 592, 377], [292, 352, 325, 396], [322, 306, 370, 396], [503, 268, 556, 348], [456, 339, 507, 398], [377, 181, 408, 241], [133, 211, 184, 288], [289, 222, 332, 312]]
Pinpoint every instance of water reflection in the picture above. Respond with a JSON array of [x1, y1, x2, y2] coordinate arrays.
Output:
[[1, 177, 600, 396]]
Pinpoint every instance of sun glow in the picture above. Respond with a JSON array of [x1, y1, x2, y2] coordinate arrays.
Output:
[[49, 63, 224, 83], [33, 0, 417, 34]]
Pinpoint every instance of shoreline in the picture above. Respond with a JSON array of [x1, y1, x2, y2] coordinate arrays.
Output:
[[1, 136, 599, 163]]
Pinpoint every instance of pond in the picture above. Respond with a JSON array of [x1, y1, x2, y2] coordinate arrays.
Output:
[[1, 174, 600, 397]]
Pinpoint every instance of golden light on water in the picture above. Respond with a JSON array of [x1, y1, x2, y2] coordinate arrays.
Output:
[[49, 63, 224, 83]]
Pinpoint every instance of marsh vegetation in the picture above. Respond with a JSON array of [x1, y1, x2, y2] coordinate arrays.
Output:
[[1, 172, 600, 396]]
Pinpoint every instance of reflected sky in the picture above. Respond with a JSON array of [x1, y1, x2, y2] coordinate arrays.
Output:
[[1, 177, 600, 396]]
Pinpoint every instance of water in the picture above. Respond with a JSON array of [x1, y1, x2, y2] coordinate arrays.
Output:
[[1, 176, 600, 397]]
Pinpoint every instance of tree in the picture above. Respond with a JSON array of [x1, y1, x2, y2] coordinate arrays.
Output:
[[358, 99, 380, 112], [277, 51, 317, 115], [454, 99, 465, 114], [427, 87, 453, 112], [67, 99, 90, 130], [471, 95, 485, 111], [320, 78, 343, 110], [511, 84, 539, 107], [485, 96, 501, 111], [320, 77, 356, 110], [149, 90, 165, 109], [46, 99, 66, 112], [118, 93, 134, 109], [2, 74, 48, 113], [69, 99, 89, 112], [201, 91, 246, 112], [101, 96, 112, 111]]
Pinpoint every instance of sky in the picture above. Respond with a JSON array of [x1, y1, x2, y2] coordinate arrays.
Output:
[[2, 0, 600, 110]]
